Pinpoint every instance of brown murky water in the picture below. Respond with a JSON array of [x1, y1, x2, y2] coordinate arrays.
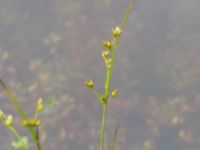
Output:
[[1, 0, 200, 150]]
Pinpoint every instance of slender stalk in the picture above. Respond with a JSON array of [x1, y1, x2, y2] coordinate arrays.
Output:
[[100, 105, 107, 150], [110, 0, 137, 83], [100, 1, 137, 150], [86, 1, 136, 150], [121, 0, 136, 30], [0, 79, 27, 119], [10, 127, 29, 150], [91, 88, 104, 104], [105, 67, 111, 100], [0, 79, 41, 150]]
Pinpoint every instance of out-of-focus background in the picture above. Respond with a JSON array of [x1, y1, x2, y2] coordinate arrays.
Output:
[[0, 0, 200, 150]]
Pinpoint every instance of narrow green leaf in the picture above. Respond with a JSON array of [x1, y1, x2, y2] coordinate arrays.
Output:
[[110, 122, 120, 150]]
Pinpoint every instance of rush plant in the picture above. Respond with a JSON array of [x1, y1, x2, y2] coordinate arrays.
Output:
[[85, 1, 136, 150], [0, 79, 42, 150], [0, 0, 136, 150]]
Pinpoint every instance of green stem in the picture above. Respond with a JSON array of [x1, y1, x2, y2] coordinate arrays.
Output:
[[104, 67, 111, 100], [121, 0, 136, 30], [100, 105, 107, 150], [10, 127, 29, 150], [105, 0, 137, 99], [91, 88, 104, 104], [109, 0, 136, 84], [109, 36, 120, 83], [100, 1, 137, 150], [0, 79, 41, 150]]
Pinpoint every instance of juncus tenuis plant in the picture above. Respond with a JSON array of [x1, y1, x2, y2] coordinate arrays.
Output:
[[85, 1, 136, 150]]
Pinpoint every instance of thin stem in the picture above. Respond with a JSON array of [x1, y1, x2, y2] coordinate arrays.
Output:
[[104, 67, 111, 100], [0, 79, 41, 150], [10, 127, 29, 150], [105, 0, 137, 99], [109, 36, 120, 82], [0, 79, 27, 119], [99, 1, 136, 150], [100, 105, 107, 150], [109, 0, 137, 84], [91, 88, 104, 104], [121, 0, 136, 30]]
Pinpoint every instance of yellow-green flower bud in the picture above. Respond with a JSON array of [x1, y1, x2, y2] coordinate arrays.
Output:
[[5, 115, 13, 128], [102, 41, 112, 49], [22, 119, 41, 127], [102, 51, 109, 60], [84, 80, 94, 89], [111, 89, 118, 97], [36, 98, 44, 112], [113, 26, 122, 37], [106, 58, 112, 68]]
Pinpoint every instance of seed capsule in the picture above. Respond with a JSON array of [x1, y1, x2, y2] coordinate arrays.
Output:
[[111, 89, 119, 97], [102, 51, 109, 60], [106, 59, 112, 68], [5, 115, 13, 128], [84, 80, 94, 89], [102, 41, 112, 49], [113, 26, 122, 37], [36, 98, 44, 112]]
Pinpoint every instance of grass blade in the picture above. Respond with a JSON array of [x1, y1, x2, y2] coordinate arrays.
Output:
[[110, 123, 120, 150], [0, 79, 27, 119]]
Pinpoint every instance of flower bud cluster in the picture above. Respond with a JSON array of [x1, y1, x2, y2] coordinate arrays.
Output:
[[0, 110, 14, 128], [85, 26, 121, 105], [31, 97, 44, 127], [102, 40, 112, 68], [0, 97, 44, 129], [101, 26, 122, 68], [113, 26, 122, 37], [22, 119, 41, 127]]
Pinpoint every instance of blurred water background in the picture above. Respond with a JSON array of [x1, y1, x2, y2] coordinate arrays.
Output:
[[0, 0, 200, 150]]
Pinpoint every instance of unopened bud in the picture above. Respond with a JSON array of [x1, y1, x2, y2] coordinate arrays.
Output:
[[113, 26, 122, 37], [84, 80, 94, 89], [111, 89, 118, 97], [102, 51, 109, 60], [102, 41, 112, 49], [36, 98, 44, 112], [5, 115, 13, 128], [106, 59, 112, 68]]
